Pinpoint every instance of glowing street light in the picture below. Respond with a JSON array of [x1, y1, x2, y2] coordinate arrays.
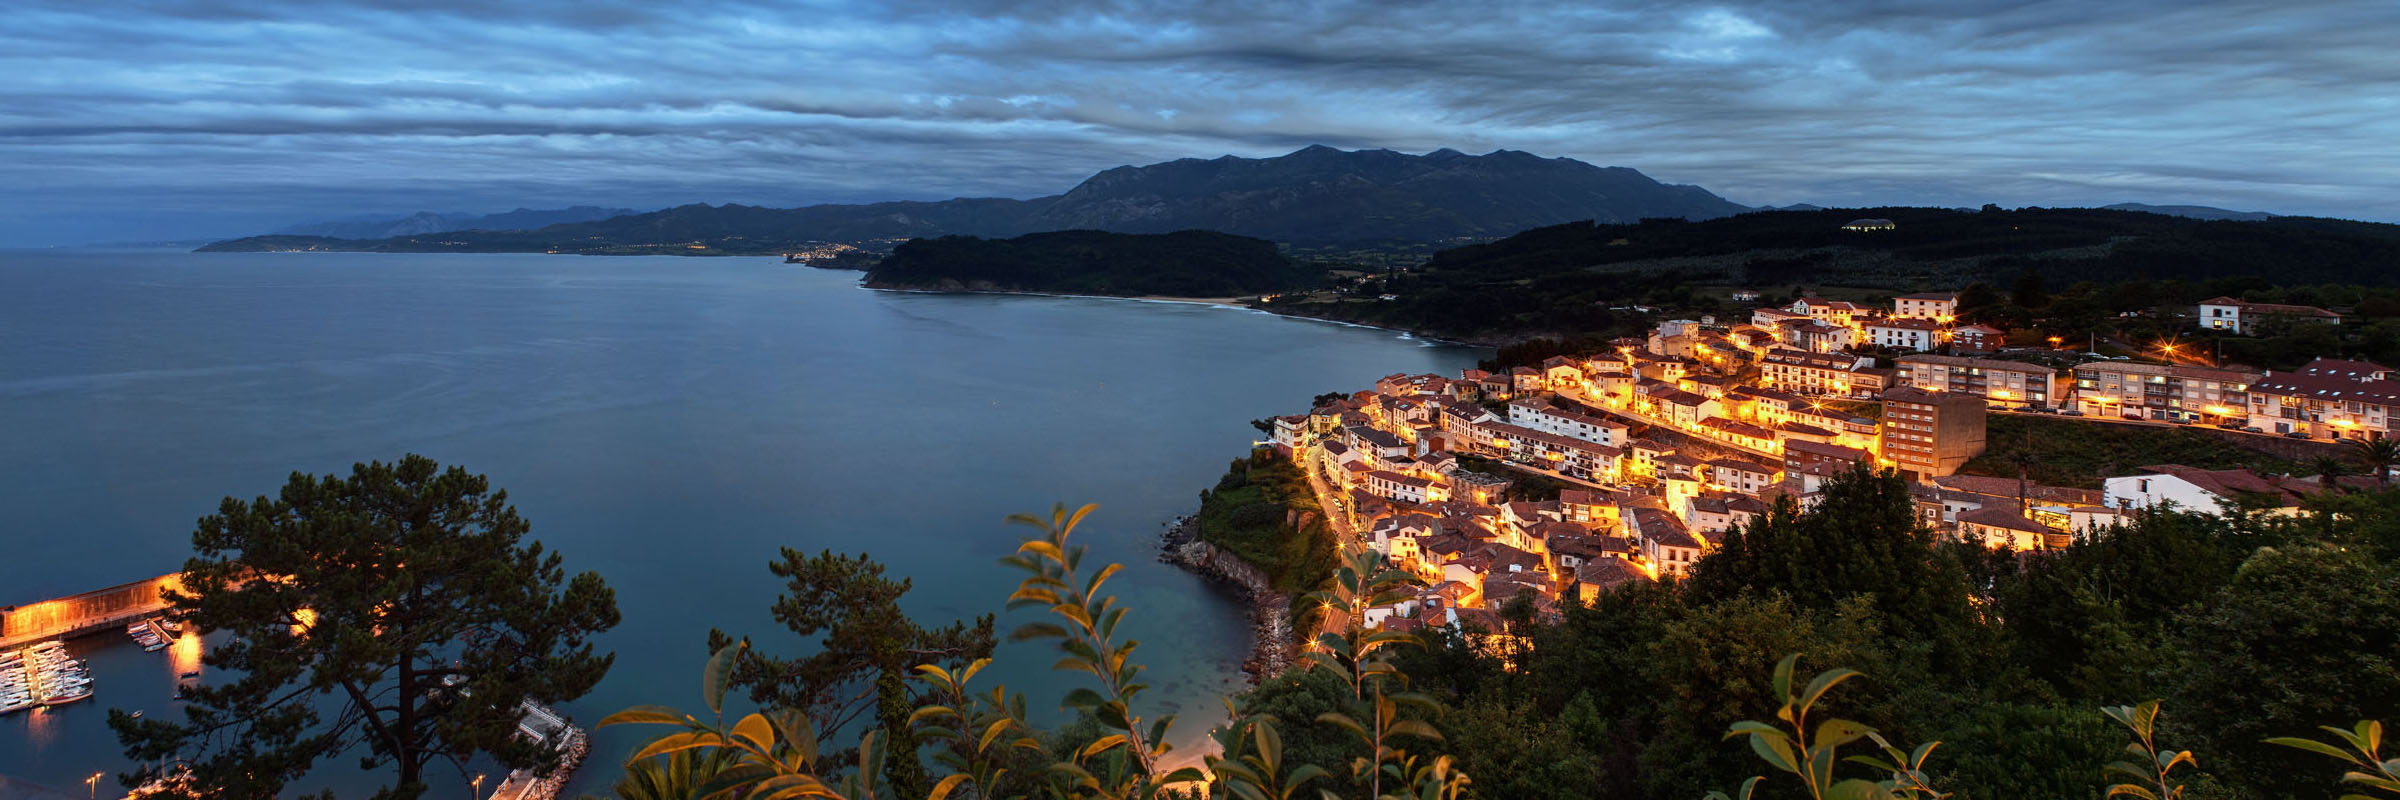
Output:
[[88, 774, 102, 800]]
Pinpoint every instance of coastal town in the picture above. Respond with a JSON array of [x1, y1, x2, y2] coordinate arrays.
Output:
[[1258, 288, 2383, 632]]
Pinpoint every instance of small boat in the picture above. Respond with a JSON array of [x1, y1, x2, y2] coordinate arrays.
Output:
[[160, 619, 185, 634], [42, 689, 92, 706], [0, 700, 35, 716]]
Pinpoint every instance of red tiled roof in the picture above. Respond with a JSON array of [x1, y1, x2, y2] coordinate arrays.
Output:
[[1956, 506, 2049, 534]]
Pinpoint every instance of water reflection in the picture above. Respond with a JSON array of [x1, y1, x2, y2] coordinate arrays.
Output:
[[168, 629, 202, 691]]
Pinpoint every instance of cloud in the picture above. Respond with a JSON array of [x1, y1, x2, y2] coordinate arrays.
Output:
[[2, 0, 2396, 244]]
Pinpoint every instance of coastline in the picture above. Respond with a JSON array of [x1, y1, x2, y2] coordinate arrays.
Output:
[[1158, 514, 1296, 683], [864, 283, 1492, 347]]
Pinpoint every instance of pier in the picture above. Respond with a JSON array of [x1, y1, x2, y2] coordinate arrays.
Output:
[[0, 574, 181, 650]]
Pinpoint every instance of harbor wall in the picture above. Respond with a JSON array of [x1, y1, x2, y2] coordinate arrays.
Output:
[[0, 574, 180, 649]]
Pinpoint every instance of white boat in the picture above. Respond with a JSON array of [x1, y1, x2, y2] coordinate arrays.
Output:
[[42, 689, 92, 706]]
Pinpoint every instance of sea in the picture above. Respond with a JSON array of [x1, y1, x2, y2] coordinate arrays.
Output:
[[0, 250, 1482, 796]]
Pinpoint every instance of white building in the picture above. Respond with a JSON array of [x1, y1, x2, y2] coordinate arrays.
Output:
[[1892, 292, 1958, 321]]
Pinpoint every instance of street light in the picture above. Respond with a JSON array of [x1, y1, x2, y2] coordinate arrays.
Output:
[[88, 773, 102, 800], [473, 773, 486, 800]]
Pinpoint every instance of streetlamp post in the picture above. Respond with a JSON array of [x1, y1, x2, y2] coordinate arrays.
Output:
[[87, 773, 101, 800], [473, 773, 485, 800]]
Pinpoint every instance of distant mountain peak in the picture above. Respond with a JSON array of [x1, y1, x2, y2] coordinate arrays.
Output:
[[2102, 202, 2276, 221]]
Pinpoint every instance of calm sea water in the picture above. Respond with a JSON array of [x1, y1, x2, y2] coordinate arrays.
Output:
[[0, 250, 1481, 795]]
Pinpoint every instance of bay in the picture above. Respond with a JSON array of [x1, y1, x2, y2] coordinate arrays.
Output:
[[0, 250, 1481, 795]]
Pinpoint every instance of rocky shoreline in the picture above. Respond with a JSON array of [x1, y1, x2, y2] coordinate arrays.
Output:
[[1159, 515, 1295, 682]]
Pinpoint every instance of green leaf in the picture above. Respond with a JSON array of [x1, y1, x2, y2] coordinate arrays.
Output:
[[1813, 718, 1874, 751], [691, 763, 781, 800], [1772, 654, 1800, 704], [926, 773, 972, 800], [768, 708, 818, 766], [2104, 783, 2160, 800], [703, 641, 744, 716], [597, 704, 689, 728], [629, 730, 727, 763], [730, 713, 775, 754], [1798, 669, 1864, 716], [1826, 778, 1891, 800], [2269, 736, 2366, 765], [1747, 731, 1800, 774]]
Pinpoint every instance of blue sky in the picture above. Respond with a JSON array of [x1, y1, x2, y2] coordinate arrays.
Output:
[[5, 0, 2398, 245]]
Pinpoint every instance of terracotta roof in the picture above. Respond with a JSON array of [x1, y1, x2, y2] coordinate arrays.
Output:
[[1956, 506, 2049, 534], [1700, 417, 1775, 439], [1930, 474, 2103, 505], [2300, 358, 2395, 378], [1953, 323, 2004, 335], [1897, 292, 1957, 301], [2250, 371, 2400, 405], [2133, 464, 2289, 500], [1576, 558, 1652, 590]]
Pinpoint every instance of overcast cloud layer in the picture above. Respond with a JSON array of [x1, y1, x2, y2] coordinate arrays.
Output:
[[5, 0, 2398, 245]]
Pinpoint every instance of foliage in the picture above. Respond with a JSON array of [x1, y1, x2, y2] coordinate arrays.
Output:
[[2168, 545, 2400, 799], [1709, 654, 1945, 800], [866, 230, 1313, 297], [109, 455, 620, 800], [597, 642, 878, 800], [1000, 503, 1207, 798], [1194, 449, 1343, 592], [2268, 720, 2400, 799], [2101, 701, 2197, 800], [704, 548, 995, 787], [1960, 415, 2306, 489]]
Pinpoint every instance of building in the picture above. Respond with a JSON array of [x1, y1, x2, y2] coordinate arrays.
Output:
[[1951, 324, 2006, 354], [1785, 321, 1856, 353], [1841, 218, 1897, 232], [2197, 296, 2342, 335], [1760, 348, 1872, 397], [1955, 507, 2062, 550], [1892, 292, 1958, 321], [1895, 354, 2059, 408], [1879, 388, 1987, 480], [1364, 469, 1445, 505], [1508, 399, 1632, 447], [2070, 362, 2260, 423], [1864, 317, 1945, 352], [2245, 358, 2400, 440], [2103, 465, 2292, 514]]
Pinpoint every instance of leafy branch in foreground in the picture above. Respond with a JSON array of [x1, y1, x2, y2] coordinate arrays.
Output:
[[2269, 719, 2400, 798], [1708, 654, 1944, 800], [1303, 549, 1437, 800], [2101, 700, 2196, 800], [1001, 503, 1205, 799], [596, 641, 871, 800]]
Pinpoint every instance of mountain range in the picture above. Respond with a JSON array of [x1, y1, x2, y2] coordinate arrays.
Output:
[[202, 147, 1749, 253], [2099, 203, 2277, 221], [271, 206, 638, 240]]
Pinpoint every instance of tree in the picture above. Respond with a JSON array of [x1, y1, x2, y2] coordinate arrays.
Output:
[[707, 549, 994, 799], [2350, 437, 2400, 486], [111, 455, 620, 799], [2170, 545, 2400, 799]]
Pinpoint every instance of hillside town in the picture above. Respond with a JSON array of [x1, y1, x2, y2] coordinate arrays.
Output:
[[1263, 290, 2380, 632]]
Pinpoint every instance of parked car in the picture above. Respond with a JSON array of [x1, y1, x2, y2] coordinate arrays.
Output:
[[2243, 427, 2264, 433], [2217, 422, 2246, 430], [2284, 431, 2313, 439], [2061, 409, 2085, 417]]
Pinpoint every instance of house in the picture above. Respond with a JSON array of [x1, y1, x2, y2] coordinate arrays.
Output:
[[1955, 507, 2063, 550], [1705, 459, 1780, 495], [2071, 362, 2262, 423], [1896, 354, 2060, 408], [1951, 324, 2006, 354], [1364, 469, 1444, 505], [1892, 292, 1958, 321], [1698, 417, 1779, 453], [1572, 558, 1654, 603], [1628, 508, 1706, 578], [1786, 321, 1855, 354], [1731, 290, 1761, 302], [1511, 367, 1544, 395], [1648, 390, 1719, 428], [1760, 348, 1873, 397], [1270, 415, 1310, 449], [1841, 218, 1897, 232], [2198, 296, 2342, 335], [2102, 465, 2293, 514], [2245, 358, 2400, 440], [1864, 317, 1945, 352]]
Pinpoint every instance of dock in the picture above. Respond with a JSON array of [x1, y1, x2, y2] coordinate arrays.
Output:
[[0, 574, 182, 650], [487, 702, 588, 800]]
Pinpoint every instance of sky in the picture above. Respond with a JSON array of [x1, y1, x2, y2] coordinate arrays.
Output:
[[5, 0, 2398, 246]]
